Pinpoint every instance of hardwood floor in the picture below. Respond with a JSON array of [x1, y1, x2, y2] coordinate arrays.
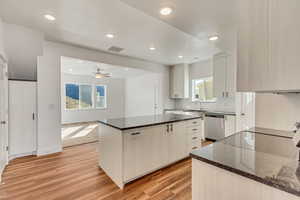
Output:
[[0, 141, 213, 200]]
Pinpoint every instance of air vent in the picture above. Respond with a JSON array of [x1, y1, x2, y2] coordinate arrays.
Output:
[[108, 46, 124, 53]]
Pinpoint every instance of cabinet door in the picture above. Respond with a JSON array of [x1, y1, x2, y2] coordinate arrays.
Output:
[[224, 116, 236, 137], [170, 64, 189, 99], [213, 54, 227, 98], [269, 0, 300, 91], [248, 0, 270, 91], [124, 126, 168, 181], [168, 122, 188, 163], [237, 0, 250, 92], [124, 128, 153, 181], [237, 0, 270, 91]]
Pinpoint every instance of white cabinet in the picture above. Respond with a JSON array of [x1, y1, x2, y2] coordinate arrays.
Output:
[[213, 53, 236, 98], [224, 115, 236, 137], [186, 118, 204, 152], [237, 0, 300, 92], [170, 64, 189, 99], [168, 122, 188, 163], [8, 81, 37, 158], [123, 122, 189, 182]]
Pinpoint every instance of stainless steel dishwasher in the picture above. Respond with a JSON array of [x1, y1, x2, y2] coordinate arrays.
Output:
[[205, 113, 225, 141]]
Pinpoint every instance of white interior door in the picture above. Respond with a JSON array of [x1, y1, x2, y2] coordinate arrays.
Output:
[[9, 81, 37, 157], [0, 58, 8, 180]]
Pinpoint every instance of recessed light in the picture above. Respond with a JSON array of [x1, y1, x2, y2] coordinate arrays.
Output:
[[209, 35, 219, 41], [44, 14, 56, 21], [149, 47, 156, 51], [178, 55, 184, 59], [160, 7, 173, 16], [106, 33, 115, 39]]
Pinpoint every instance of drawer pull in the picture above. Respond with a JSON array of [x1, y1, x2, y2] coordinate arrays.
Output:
[[192, 147, 198, 150], [131, 132, 141, 136], [192, 128, 198, 131], [192, 137, 198, 140], [192, 121, 197, 124]]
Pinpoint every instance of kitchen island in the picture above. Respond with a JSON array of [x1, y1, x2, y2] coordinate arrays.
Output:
[[98, 113, 204, 189], [191, 128, 300, 200]]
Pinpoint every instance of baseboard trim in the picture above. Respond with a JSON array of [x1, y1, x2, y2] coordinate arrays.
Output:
[[9, 151, 37, 161], [37, 146, 62, 156]]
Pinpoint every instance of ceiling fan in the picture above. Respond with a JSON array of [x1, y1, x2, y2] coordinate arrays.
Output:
[[94, 68, 112, 78]]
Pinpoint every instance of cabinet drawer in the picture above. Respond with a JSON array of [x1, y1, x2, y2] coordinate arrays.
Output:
[[190, 139, 202, 151], [191, 132, 202, 141], [188, 126, 201, 134], [187, 119, 202, 127]]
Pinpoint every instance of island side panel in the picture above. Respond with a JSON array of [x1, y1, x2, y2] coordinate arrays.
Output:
[[98, 124, 124, 189], [192, 159, 299, 200]]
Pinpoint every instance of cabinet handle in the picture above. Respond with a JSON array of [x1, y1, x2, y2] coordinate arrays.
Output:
[[32, 113, 35, 120], [226, 92, 229, 97], [192, 137, 198, 140], [192, 128, 198, 131], [167, 124, 169, 133], [170, 124, 173, 132], [192, 121, 197, 124], [192, 147, 198, 150], [131, 132, 141, 136]]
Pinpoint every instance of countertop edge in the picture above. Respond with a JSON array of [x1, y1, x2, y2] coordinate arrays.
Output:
[[190, 153, 300, 197], [98, 116, 203, 131]]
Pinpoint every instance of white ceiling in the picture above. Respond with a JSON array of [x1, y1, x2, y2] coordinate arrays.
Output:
[[0, 0, 237, 65], [61, 56, 151, 78]]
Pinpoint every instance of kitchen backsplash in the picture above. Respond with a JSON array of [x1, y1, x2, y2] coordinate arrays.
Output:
[[174, 96, 236, 112]]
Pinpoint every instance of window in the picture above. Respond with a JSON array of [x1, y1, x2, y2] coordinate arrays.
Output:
[[66, 84, 79, 109], [95, 85, 106, 109], [192, 77, 216, 102], [65, 83, 107, 110], [79, 85, 93, 109]]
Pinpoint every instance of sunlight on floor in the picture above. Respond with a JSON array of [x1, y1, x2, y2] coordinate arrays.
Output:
[[61, 122, 99, 147]]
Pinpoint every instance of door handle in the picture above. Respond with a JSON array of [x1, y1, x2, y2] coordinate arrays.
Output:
[[131, 132, 141, 136]]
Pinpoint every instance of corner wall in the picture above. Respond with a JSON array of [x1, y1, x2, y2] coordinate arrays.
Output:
[[37, 41, 172, 155]]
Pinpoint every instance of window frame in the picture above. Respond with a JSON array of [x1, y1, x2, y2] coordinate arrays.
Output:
[[94, 85, 107, 109], [65, 82, 107, 111], [191, 77, 216, 103]]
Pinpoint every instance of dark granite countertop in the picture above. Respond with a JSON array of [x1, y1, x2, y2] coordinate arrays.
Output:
[[164, 109, 236, 116], [98, 114, 203, 131], [190, 131, 300, 196]]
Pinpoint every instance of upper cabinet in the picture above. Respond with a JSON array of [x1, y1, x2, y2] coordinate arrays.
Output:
[[213, 53, 236, 98], [170, 64, 189, 99], [237, 0, 300, 92]]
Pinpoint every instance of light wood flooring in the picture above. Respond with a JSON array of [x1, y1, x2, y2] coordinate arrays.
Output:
[[0, 141, 212, 200]]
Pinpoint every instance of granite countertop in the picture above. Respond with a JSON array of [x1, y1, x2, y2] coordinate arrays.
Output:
[[98, 114, 203, 131], [164, 109, 236, 116], [190, 130, 300, 196]]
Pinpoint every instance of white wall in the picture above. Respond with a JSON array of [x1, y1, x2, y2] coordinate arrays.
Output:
[[37, 41, 172, 155], [0, 18, 5, 58], [3, 23, 43, 80], [125, 72, 171, 117], [176, 59, 236, 112], [61, 73, 125, 124], [256, 93, 300, 131]]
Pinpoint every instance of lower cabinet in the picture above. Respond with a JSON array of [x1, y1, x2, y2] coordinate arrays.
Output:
[[224, 115, 236, 137], [123, 121, 190, 182]]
